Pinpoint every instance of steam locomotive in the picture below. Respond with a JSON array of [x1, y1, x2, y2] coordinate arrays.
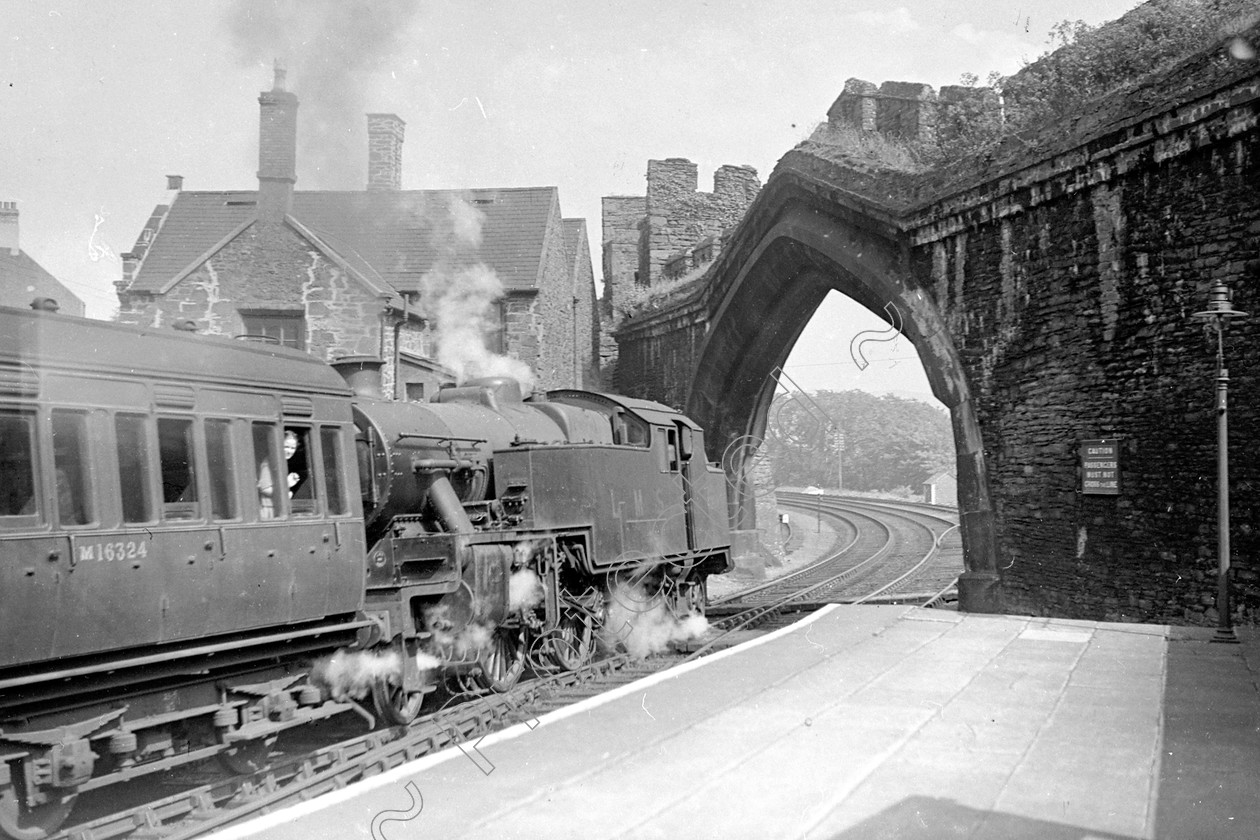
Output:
[[0, 304, 732, 838]]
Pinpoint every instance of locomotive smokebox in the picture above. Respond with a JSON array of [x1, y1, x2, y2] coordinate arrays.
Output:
[[331, 355, 385, 399]]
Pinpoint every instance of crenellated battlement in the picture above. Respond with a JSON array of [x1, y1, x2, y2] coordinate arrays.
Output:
[[827, 78, 1003, 147]]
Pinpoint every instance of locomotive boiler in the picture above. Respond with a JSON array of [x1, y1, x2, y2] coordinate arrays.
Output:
[[0, 305, 731, 838]]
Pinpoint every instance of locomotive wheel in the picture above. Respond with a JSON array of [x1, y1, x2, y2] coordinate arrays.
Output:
[[683, 576, 707, 616], [0, 783, 76, 840], [470, 625, 526, 692], [371, 676, 425, 727], [218, 736, 276, 775], [547, 603, 597, 671]]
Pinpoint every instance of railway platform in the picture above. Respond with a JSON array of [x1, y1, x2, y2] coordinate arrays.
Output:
[[213, 605, 1259, 840]]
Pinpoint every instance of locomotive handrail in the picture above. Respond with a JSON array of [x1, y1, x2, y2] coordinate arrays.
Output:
[[412, 458, 481, 472], [395, 433, 488, 445]]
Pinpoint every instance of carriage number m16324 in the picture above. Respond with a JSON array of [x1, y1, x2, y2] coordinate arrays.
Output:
[[78, 540, 150, 563]]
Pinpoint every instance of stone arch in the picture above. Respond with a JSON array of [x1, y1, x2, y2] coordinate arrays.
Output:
[[687, 195, 1001, 612]]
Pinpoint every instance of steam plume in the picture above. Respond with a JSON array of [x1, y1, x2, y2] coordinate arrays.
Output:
[[309, 649, 401, 701], [601, 581, 710, 659], [418, 194, 536, 390], [509, 568, 545, 612]]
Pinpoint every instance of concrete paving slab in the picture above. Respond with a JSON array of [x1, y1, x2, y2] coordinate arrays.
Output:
[[212, 607, 1260, 840]]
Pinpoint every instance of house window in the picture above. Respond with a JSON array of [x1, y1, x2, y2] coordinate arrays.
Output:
[[241, 313, 306, 350], [487, 302, 507, 355]]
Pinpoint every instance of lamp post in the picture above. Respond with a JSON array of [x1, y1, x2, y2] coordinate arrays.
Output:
[[1191, 281, 1248, 644]]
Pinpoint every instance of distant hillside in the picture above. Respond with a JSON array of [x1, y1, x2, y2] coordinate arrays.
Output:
[[761, 390, 953, 494]]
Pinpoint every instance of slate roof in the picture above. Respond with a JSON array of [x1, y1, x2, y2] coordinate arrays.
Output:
[[126, 187, 560, 296], [0, 250, 86, 316]]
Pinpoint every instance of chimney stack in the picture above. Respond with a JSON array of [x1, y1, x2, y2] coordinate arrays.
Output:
[[366, 114, 405, 191], [257, 62, 299, 224], [166, 174, 184, 191], [0, 201, 18, 255]]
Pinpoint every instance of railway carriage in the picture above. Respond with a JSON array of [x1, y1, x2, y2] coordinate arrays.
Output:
[[0, 304, 731, 838]]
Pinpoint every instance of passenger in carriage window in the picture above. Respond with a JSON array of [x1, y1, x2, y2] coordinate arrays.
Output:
[[257, 429, 301, 518], [284, 429, 309, 496]]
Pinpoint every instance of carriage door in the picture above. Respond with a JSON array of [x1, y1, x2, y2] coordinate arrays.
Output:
[[673, 423, 696, 552]]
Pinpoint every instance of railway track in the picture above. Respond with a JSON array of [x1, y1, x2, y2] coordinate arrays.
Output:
[[46, 495, 962, 840]]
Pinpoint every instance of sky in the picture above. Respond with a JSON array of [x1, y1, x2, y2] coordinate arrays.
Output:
[[3, 0, 1149, 401]]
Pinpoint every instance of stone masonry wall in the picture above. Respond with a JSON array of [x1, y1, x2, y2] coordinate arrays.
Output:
[[642, 159, 760, 287], [117, 223, 385, 363], [907, 120, 1260, 625], [615, 27, 1260, 626], [613, 282, 709, 409], [534, 201, 577, 391]]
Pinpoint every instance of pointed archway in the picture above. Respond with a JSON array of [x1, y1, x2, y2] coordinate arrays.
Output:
[[687, 166, 1001, 613]]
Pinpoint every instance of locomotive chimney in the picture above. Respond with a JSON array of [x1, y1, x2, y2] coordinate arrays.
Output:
[[257, 62, 298, 225], [331, 355, 385, 399]]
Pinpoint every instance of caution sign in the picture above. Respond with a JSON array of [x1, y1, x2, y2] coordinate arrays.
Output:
[[1081, 439, 1120, 495]]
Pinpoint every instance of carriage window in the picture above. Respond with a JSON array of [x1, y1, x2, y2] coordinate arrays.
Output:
[[253, 423, 280, 520], [206, 419, 237, 520], [286, 427, 317, 515], [0, 413, 38, 520], [158, 417, 199, 520], [321, 427, 347, 515], [115, 414, 153, 523], [52, 410, 93, 526]]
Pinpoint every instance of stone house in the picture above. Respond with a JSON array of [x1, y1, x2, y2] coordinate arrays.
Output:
[[115, 69, 597, 398], [0, 201, 86, 317]]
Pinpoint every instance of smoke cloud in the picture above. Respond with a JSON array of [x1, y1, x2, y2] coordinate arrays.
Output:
[[223, 0, 421, 189]]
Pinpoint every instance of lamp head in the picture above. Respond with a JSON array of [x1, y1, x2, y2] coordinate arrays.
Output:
[[1192, 281, 1249, 321]]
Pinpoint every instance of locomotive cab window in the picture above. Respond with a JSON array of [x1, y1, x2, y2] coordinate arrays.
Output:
[[0, 412, 39, 522], [662, 426, 680, 474], [158, 417, 199, 520], [52, 410, 94, 526], [612, 411, 651, 448], [115, 413, 153, 524]]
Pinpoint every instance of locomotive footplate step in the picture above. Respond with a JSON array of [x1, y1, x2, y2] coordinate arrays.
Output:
[[213, 606, 1260, 840]]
